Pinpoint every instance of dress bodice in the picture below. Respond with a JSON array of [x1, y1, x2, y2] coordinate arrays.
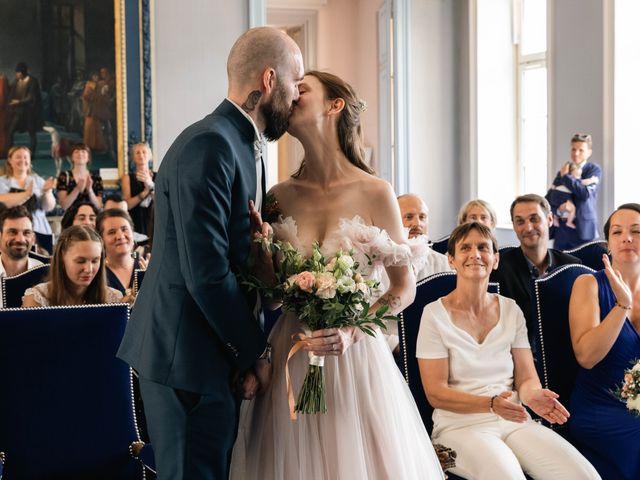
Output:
[[572, 270, 640, 406], [272, 215, 430, 285]]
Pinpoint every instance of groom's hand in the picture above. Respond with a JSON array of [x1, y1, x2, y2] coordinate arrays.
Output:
[[238, 360, 272, 400]]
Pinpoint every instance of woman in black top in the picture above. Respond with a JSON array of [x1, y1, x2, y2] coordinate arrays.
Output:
[[56, 143, 103, 210], [121, 142, 155, 236]]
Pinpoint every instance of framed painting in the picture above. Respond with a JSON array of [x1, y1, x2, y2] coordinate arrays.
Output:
[[0, 0, 152, 179]]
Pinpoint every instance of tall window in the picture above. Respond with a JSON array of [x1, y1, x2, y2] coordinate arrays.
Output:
[[476, 0, 548, 226], [517, 0, 548, 196]]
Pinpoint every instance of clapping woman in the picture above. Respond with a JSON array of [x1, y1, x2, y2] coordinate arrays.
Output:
[[56, 143, 103, 211], [569, 203, 640, 479], [0, 146, 55, 235], [418, 222, 599, 479], [121, 142, 155, 236]]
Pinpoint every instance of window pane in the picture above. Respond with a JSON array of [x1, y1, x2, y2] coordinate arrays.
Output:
[[521, 66, 547, 195], [521, 0, 546, 55]]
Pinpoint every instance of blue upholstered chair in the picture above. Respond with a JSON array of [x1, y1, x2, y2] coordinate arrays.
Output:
[[34, 232, 54, 255], [431, 235, 450, 255], [563, 240, 607, 271], [498, 244, 519, 255], [1, 264, 50, 308], [28, 250, 50, 264], [133, 269, 146, 295], [0, 304, 153, 479], [531, 264, 595, 434]]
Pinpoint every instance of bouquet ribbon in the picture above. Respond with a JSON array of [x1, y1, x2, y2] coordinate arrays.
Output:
[[285, 330, 325, 420]]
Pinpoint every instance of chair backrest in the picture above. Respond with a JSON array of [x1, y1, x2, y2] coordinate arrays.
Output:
[[133, 269, 146, 295], [398, 271, 499, 433], [34, 232, 54, 255], [563, 240, 607, 271], [0, 304, 145, 479], [430, 235, 450, 255], [498, 244, 519, 255], [1, 264, 50, 308], [532, 264, 595, 429], [28, 250, 51, 264]]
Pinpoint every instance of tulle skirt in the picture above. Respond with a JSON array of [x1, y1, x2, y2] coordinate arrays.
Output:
[[230, 312, 444, 480]]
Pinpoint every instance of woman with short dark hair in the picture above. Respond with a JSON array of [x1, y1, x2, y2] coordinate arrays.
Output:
[[418, 222, 599, 479]]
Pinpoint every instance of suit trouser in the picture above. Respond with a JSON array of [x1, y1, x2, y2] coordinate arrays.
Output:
[[434, 416, 601, 480], [139, 377, 236, 480]]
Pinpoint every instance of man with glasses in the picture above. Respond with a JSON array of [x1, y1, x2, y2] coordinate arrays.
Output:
[[551, 133, 602, 250]]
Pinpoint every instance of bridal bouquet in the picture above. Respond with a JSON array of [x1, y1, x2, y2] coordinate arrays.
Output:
[[246, 238, 397, 417], [613, 359, 640, 415]]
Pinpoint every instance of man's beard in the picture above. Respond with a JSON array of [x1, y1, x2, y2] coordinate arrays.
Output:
[[261, 84, 291, 141], [5, 242, 29, 260]]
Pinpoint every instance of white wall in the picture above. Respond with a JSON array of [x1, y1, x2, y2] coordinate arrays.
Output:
[[153, 0, 248, 165], [408, 0, 462, 239]]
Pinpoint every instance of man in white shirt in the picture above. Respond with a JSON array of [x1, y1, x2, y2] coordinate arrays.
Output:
[[0, 206, 43, 307], [398, 193, 451, 279]]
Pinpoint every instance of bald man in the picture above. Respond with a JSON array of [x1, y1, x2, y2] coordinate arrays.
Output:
[[397, 194, 450, 280], [382, 195, 451, 353], [118, 27, 304, 479]]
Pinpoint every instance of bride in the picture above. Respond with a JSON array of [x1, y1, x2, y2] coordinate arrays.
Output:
[[230, 71, 444, 479]]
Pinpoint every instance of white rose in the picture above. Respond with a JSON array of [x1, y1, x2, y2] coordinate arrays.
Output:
[[631, 362, 640, 373], [626, 395, 640, 413], [337, 276, 356, 294], [336, 255, 355, 270], [315, 272, 337, 299]]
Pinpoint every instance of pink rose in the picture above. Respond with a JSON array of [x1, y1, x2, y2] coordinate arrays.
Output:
[[295, 271, 315, 292]]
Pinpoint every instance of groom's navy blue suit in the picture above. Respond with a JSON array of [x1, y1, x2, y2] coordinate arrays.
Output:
[[118, 99, 267, 479]]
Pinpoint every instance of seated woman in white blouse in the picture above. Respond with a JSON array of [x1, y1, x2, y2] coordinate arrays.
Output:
[[417, 222, 599, 480]]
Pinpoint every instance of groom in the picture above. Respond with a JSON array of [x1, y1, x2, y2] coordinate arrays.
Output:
[[117, 27, 304, 479]]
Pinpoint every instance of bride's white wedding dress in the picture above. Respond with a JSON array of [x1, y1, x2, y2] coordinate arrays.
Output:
[[230, 216, 445, 480]]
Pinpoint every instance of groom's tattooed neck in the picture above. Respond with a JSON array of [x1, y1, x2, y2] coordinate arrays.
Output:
[[242, 90, 262, 112], [379, 294, 401, 310]]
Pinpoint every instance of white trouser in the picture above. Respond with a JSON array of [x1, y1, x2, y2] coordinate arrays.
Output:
[[434, 416, 601, 480]]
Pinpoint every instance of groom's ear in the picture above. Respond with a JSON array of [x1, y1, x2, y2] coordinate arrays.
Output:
[[327, 98, 345, 115]]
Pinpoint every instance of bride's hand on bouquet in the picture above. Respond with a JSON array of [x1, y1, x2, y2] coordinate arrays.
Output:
[[304, 327, 363, 356], [526, 388, 570, 425]]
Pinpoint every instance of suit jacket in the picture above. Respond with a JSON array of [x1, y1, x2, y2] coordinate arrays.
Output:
[[490, 247, 581, 345], [117, 100, 266, 394], [552, 161, 602, 249]]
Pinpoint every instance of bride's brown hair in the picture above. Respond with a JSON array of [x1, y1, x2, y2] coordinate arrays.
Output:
[[292, 71, 374, 177]]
